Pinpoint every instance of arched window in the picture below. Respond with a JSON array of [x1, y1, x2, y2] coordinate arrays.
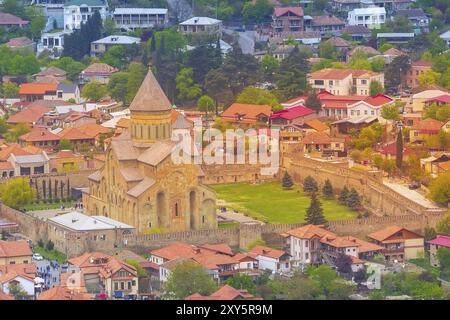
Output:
[[174, 202, 179, 217]]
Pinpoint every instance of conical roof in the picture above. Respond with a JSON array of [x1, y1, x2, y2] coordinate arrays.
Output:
[[129, 69, 172, 112]]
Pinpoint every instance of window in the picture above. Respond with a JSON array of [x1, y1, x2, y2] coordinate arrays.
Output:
[[305, 253, 309, 260], [305, 240, 309, 248], [314, 80, 324, 85], [128, 282, 131, 290], [120, 282, 125, 290], [329, 80, 333, 85], [114, 282, 118, 290]]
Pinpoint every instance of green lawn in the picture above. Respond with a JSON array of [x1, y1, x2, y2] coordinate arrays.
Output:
[[211, 182, 358, 224], [20, 201, 75, 212], [218, 222, 240, 229], [33, 247, 67, 264]]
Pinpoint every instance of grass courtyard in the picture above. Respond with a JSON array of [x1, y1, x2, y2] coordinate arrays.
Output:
[[211, 182, 358, 224]]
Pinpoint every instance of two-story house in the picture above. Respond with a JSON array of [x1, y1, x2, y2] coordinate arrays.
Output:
[[367, 226, 424, 262], [221, 103, 272, 125], [63, 0, 108, 33], [348, 7, 386, 29], [272, 6, 304, 34], [0, 241, 33, 265]]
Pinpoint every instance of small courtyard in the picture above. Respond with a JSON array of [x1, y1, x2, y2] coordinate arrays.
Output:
[[211, 182, 358, 224]]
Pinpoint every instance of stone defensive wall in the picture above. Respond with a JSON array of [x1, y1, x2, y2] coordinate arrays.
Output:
[[285, 157, 448, 217], [2, 203, 445, 257]]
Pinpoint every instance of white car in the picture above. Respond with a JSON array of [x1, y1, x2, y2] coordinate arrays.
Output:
[[32, 253, 44, 261]]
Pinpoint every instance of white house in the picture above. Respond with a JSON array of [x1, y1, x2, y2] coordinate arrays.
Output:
[[348, 7, 386, 29], [0, 274, 35, 298], [63, 0, 108, 33], [440, 30, 450, 47], [38, 31, 65, 54], [113, 7, 168, 30], [249, 245, 291, 274], [179, 17, 222, 37]]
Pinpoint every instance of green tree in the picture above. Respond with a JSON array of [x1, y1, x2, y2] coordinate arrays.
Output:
[[335, 253, 353, 274], [386, 15, 413, 33], [304, 92, 322, 112], [2, 81, 19, 98], [204, 68, 233, 113], [381, 103, 400, 121], [50, 57, 85, 81], [176, 67, 202, 102], [385, 55, 410, 93], [275, 46, 310, 100], [59, 139, 73, 151], [103, 18, 116, 35], [318, 42, 338, 60], [125, 62, 146, 104], [346, 188, 361, 210], [429, 171, 450, 205], [236, 86, 279, 107], [303, 176, 318, 194], [81, 80, 107, 102], [46, 239, 54, 251], [436, 213, 450, 236], [282, 171, 294, 189], [125, 259, 147, 277], [197, 95, 215, 117], [261, 54, 279, 81], [379, 43, 394, 53], [0, 178, 36, 209], [102, 45, 127, 69], [4, 123, 31, 143], [338, 186, 349, 204], [8, 282, 28, 300], [370, 80, 384, 96], [25, 5, 46, 40], [107, 72, 129, 103], [225, 274, 256, 294], [305, 192, 328, 225], [418, 69, 441, 86], [164, 260, 217, 299], [370, 57, 386, 72], [322, 179, 333, 198], [396, 127, 403, 169]]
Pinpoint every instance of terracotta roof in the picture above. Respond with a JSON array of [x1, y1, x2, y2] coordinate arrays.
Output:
[[19, 83, 57, 95], [412, 60, 433, 68], [57, 127, 94, 141], [302, 131, 333, 144], [364, 94, 393, 106], [82, 63, 118, 75], [250, 245, 287, 259], [285, 224, 335, 239], [324, 36, 352, 47], [0, 144, 31, 161], [0, 263, 37, 279], [0, 291, 13, 300], [186, 285, 255, 300], [0, 13, 29, 25], [412, 118, 444, 132], [348, 46, 380, 57], [368, 226, 422, 242], [309, 68, 354, 80], [0, 240, 32, 258], [270, 105, 315, 121], [116, 117, 131, 129], [198, 243, 234, 256], [312, 15, 345, 26], [55, 150, 78, 158], [76, 123, 112, 138], [114, 249, 146, 263], [0, 162, 13, 170], [35, 67, 67, 77], [438, 160, 450, 171], [19, 127, 60, 142], [7, 37, 33, 48], [38, 285, 94, 300], [129, 70, 172, 112], [7, 105, 51, 124], [222, 103, 272, 122], [274, 6, 304, 17], [68, 252, 137, 279], [380, 142, 412, 156], [305, 119, 329, 132], [193, 253, 238, 270], [341, 25, 370, 34], [150, 242, 199, 261], [320, 235, 361, 248]]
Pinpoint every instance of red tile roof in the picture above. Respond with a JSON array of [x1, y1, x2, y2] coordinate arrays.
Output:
[[274, 6, 304, 17], [368, 226, 423, 242], [76, 123, 112, 138], [425, 94, 450, 104], [271, 105, 315, 121], [0, 240, 32, 258], [364, 94, 394, 106], [305, 119, 329, 132], [221, 103, 272, 123], [302, 131, 333, 144], [19, 128, 60, 142], [412, 118, 444, 133], [19, 83, 57, 95], [0, 13, 29, 25], [0, 144, 31, 161], [57, 127, 94, 141], [412, 60, 433, 68], [380, 142, 412, 156], [312, 15, 345, 26], [427, 235, 450, 248], [82, 63, 118, 76], [186, 285, 255, 300], [6, 105, 51, 124], [249, 245, 287, 259]]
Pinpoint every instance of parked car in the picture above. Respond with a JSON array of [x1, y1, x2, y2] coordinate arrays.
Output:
[[408, 182, 420, 190], [32, 253, 44, 261]]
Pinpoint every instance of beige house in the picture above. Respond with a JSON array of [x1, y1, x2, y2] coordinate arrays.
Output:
[[0, 240, 33, 265], [368, 226, 424, 262], [308, 68, 384, 96], [410, 90, 448, 113]]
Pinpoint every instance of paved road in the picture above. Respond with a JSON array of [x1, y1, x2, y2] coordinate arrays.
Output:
[[383, 181, 440, 209], [217, 200, 263, 225], [34, 259, 61, 289]]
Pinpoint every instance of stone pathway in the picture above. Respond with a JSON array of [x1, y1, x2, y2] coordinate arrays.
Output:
[[383, 181, 440, 209], [216, 200, 264, 225], [27, 208, 75, 220]]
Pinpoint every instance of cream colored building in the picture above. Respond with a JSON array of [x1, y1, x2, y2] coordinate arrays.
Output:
[[83, 70, 217, 234], [410, 90, 448, 113], [0, 240, 33, 265], [308, 68, 384, 96]]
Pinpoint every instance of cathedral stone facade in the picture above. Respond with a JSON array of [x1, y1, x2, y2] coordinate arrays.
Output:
[[82, 70, 217, 234]]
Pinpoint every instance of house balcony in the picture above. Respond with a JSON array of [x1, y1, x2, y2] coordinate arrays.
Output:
[[382, 248, 404, 255]]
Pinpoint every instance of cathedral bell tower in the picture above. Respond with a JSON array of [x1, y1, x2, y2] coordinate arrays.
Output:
[[129, 70, 172, 144]]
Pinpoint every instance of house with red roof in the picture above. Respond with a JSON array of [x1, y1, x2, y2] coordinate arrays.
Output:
[[402, 60, 433, 89], [302, 131, 346, 157], [379, 141, 412, 160], [424, 94, 450, 107], [221, 103, 272, 125], [428, 235, 450, 267], [249, 245, 291, 274], [186, 285, 257, 300], [270, 105, 317, 127], [272, 6, 304, 34], [6, 105, 51, 125], [0, 13, 29, 29], [409, 118, 445, 143], [18, 127, 60, 151], [19, 83, 58, 102], [57, 127, 96, 149]]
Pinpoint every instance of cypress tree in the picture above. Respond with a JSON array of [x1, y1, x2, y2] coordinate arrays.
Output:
[[48, 180, 52, 200], [67, 179, 70, 199], [347, 188, 361, 210], [338, 186, 349, 204], [305, 92, 322, 112], [305, 192, 328, 225], [322, 179, 333, 198], [303, 176, 318, 194], [282, 171, 294, 189], [42, 180, 46, 199], [54, 180, 58, 199], [396, 127, 403, 169]]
